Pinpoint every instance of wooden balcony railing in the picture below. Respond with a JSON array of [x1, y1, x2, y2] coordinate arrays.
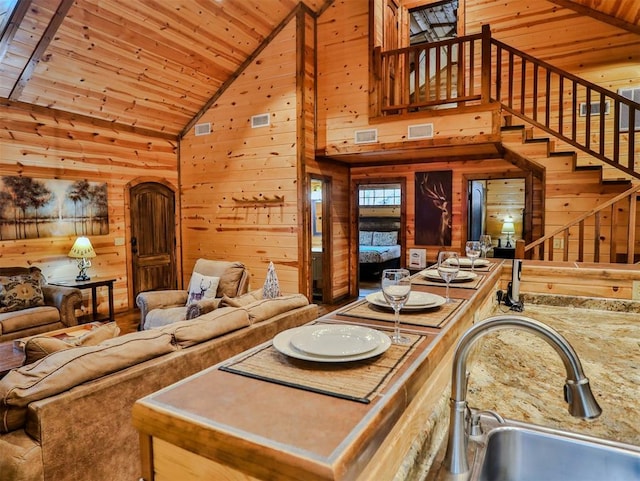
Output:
[[374, 25, 640, 180], [515, 184, 640, 263]]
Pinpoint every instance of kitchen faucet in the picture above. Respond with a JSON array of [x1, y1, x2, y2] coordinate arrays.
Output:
[[443, 314, 602, 475]]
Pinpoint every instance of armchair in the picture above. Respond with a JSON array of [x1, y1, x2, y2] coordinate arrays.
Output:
[[0, 266, 83, 343], [136, 259, 250, 330]]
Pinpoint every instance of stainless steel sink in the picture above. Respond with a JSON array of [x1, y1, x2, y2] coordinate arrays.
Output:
[[472, 420, 640, 481]]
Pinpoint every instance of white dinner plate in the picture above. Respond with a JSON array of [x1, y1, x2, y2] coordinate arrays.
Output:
[[449, 257, 490, 268], [290, 325, 380, 357], [420, 269, 478, 282], [273, 325, 391, 362], [365, 291, 445, 311]]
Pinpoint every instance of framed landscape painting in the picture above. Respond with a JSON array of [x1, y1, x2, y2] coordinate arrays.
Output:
[[0, 176, 109, 240]]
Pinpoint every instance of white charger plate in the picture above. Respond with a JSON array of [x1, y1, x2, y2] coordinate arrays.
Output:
[[365, 291, 445, 311], [420, 269, 478, 282], [273, 325, 391, 362], [290, 325, 380, 357], [451, 257, 490, 268]]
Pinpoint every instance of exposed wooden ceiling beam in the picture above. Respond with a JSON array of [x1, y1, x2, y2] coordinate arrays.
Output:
[[2, 99, 179, 141], [547, 0, 640, 36], [9, 0, 74, 100], [0, 0, 30, 64]]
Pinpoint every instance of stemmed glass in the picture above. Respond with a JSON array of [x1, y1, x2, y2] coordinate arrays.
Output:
[[480, 234, 492, 258], [381, 268, 411, 345], [437, 251, 459, 304], [465, 241, 481, 272]]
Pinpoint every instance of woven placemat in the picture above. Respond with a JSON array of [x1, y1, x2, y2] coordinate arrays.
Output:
[[337, 298, 463, 328], [219, 332, 425, 404]]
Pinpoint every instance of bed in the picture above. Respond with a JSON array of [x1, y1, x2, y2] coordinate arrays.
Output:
[[359, 230, 401, 279]]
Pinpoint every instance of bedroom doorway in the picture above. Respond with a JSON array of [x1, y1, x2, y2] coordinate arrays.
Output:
[[357, 181, 404, 297], [310, 176, 331, 303]]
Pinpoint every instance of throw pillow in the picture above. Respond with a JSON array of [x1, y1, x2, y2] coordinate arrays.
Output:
[[372, 231, 398, 246], [262, 261, 281, 299], [68, 322, 121, 347], [186, 273, 220, 305], [0, 274, 45, 313], [359, 231, 373, 246], [23, 337, 72, 365]]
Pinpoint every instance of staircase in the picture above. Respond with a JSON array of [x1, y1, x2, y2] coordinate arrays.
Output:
[[375, 25, 640, 264], [501, 118, 639, 263]]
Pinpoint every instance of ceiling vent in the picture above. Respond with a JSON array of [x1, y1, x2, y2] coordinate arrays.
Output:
[[251, 113, 270, 128], [407, 123, 434, 140], [194, 122, 211, 136], [354, 129, 378, 144]]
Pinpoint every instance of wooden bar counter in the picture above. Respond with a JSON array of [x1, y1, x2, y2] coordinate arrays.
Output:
[[132, 263, 503, 481]]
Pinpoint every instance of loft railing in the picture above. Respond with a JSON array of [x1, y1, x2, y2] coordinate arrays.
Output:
[[374, 25, 640, 179], [515, 184, 640, 263], [374, 29, 489, 114]]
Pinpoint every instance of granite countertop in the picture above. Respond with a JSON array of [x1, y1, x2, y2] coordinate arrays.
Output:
[[466, 301, 640, 445]]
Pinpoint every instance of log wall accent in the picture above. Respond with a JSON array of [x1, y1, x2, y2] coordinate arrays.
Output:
[[0, 101, 178, 315], [179, 18, 309, 296]]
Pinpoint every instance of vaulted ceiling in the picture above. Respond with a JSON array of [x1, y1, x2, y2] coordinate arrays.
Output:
[[0, 0, 330, 138], [1, 0, 638, 140]]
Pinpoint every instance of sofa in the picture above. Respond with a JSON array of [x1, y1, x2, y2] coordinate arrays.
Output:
[[0, 291, 318, 481], [0, 267, 83, 344], [136, 259, 250, 329]]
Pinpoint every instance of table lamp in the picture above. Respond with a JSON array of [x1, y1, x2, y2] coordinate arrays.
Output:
[[502, 218, 516, 248], [68, 236, 96, 281]]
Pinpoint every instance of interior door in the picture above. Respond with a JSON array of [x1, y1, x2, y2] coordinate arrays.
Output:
[[467, 180, 486, 241], [130, 182, 176, 297]]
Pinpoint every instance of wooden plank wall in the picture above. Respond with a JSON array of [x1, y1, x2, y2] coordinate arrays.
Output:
[[179, 19, 304, 295], [351, 158, 527, 266], [0, 101, 178, 315]]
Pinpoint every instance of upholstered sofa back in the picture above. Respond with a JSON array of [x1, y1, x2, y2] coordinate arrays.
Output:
[[0, 295, 317, 481]]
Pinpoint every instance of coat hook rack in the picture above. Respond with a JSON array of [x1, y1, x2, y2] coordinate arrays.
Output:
[[232, 195, 285, 204]]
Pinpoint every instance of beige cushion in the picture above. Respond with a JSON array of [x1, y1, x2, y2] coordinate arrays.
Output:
[[67, 322, 120, 347], [144, 306, 188, 330], [0, 329, 176, 433], [217, 263, 247, 297], [161, 307, 249, 348], [23, 322, 121, 364], [0, 306, 60, 334], [243, 294, 309, 324], [23, 337, 72, 365], [220, 289, 263, 308]]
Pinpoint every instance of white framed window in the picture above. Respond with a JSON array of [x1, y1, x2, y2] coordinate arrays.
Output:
[[359, 187, 401, 206], [619, 87, 640, 132]]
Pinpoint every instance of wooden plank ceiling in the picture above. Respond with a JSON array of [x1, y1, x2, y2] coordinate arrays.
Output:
[[0, 0, 637, 140], [0, 0, 329, 138]]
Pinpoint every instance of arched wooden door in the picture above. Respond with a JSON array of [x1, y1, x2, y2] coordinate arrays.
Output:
[[130, 182, 177, 298]]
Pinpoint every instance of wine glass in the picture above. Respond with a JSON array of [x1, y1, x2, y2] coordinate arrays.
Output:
[[381, 268, 411, 344], [465, 241, 481, 272], [480, 234, 492, 258], [437, 251, 459, 304]]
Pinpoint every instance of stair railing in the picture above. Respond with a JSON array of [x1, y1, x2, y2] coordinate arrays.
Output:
[[516, 183, 640, 263], [374, 25, 640, 179]]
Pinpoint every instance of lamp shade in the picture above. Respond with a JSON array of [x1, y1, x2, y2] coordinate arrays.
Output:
[[501, 221, 516, 235], [68, 237, 96, 259]]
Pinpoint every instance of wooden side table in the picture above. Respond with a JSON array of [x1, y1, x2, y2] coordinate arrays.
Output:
[[49, 278, 115, 323], [493, 246, 516, 259]]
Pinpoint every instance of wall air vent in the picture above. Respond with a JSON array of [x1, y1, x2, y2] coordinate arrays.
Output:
[[579, 101, 610, 117], [251, 113, 270, 128], [407, 123, 434, 140], [354, 129, 378, 144], [194, 122, 211, 136]]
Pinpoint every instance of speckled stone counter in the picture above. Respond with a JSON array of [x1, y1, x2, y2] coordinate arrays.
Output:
[[466, 301, 640, 445], [404, 296, 640, 481]]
